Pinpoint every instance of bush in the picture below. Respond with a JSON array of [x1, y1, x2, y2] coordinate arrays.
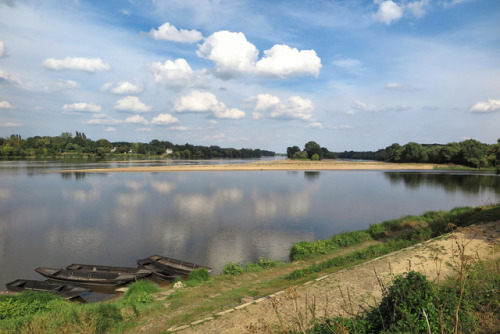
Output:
[[0, 291, 61, 320], [289, 231, 371, 261], [122, 280, 160, 305], [311, 153, 320, 161], [186, 268, 211, 287], [222, 262, 245, 275]]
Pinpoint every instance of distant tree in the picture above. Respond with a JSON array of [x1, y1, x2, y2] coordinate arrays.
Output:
[[458, 139, 488, 168], [287, 146, 301, 158], [401, 142, 428, 163], [293, 151, 308, 159], [304, 141, 323, 160]]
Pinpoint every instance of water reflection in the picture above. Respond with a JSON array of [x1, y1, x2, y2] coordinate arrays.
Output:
[[304, 171, 320, 181], [0, 165, 498, 289], [385, 172, 500, 195]]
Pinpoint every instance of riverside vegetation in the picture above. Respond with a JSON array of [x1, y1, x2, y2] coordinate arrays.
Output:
[[0, 204, 499, 333]]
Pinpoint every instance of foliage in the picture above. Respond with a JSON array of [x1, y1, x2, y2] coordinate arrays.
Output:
[[289, 231, 371, 261], [309, 259, 500, 333], [222, 257, 285, 276], [0, 291, 61, 320], [122, 280, 160, 305], [304, 141, 323, 160], [0, 131, 275, 159], [185, 268, 211, 287], [337, 138, 499, 169]]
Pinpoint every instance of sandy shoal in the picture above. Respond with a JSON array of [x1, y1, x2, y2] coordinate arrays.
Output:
[[53, 159, 444, 173]]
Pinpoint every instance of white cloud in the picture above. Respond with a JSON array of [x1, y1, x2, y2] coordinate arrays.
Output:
[[151, 113, 179, 125], [470, 98, 500, 113], [105, 127, 116, 132], [384, 82, 414, 91], [149, 22, 203, 43], [307, 121, 324, 128], [136, 127, 152, 131], [62, 102, 101, 113], [0, 41, 6, 58], [406, 0, 429, 18], [173, 90, 246, 119], [115, 96, 152, 112], [169, 126, 189, 131], [333, 58, 361, 69], [102, 81, 143, 95], [0, 100, 13, 109], [255, 44, 322, 79], [124, 115, 147, 124], [46, 79, 79, 92], [42, 57, 111, 72], [247, 94, 314, 120], [349, 100, 377, 113], [197, 31, 258, 80], [373, 0, 403, 25], [150, 58, 203, 88]]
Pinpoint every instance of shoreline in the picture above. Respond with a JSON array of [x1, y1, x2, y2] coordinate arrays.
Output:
[[50, 159, 446, 173]]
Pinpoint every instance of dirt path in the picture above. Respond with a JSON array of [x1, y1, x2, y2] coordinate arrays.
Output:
[[159, 222, 499, 333]]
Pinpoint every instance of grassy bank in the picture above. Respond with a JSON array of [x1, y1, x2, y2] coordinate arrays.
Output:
[[1, 204, 499, 333]]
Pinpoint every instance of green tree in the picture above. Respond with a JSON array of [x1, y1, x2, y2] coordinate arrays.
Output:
[[458, 139, 488, 168], [401, 142, 428, 163], [287, 146, 300, 158], [304, 141, 322, 160]]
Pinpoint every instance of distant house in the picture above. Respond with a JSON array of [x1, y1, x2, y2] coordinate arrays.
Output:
[[166, 149, 173, 155], [111, 147, 117, 153]]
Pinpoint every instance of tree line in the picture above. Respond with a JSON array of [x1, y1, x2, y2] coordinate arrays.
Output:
[[286, 141, 337, 160], [337, 139, 500, 169], [0, 132, 275, 159]]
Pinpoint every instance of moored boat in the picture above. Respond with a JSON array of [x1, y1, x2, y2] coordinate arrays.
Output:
[[66, 263, 152, 278], [144, 255, 211, 276], [6, 279, 89, 299], [136, 257, 180, 282], [35, 267, 142, 286]]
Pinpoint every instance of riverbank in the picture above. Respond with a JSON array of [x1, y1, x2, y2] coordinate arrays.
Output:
[[3, 204, 498, 333], [52, 159, 446, 173]]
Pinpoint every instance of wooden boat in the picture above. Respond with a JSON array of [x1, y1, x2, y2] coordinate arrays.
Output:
[[143, 255, 211, 276], [66, 263, 152, 278], [35, 267, 143, 286], [136, 257, 180, 282], [6, 279, 89, 299]]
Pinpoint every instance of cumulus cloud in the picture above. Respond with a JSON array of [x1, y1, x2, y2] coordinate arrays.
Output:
[[149, 22, 203, 43], [246, 94, 314, 120], [102, 81, 143, 95], [150, 58, 204, 88], [173, 90, 246, 119], [124, 115, 148, 124], [115, 96, 152, 112], [151, 113, 179, 125], [197, 31, 258, 80], [0, 41, 6, 58], [62, 102, 101, 113], [46, 79, 79, 92], [255, 45, 322, 79], [470, 98, 500, 113], [0, 100, 13, 109], [42, 57, 111, 72], [373, 0, 403, 25]]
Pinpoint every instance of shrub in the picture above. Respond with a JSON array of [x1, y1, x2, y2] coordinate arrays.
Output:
[[122, 280, 160, 305], [186, 268, 211, 287], [0, 291, 61, 320], [222, 262, 245, 275], [311, 153, 320, 161]]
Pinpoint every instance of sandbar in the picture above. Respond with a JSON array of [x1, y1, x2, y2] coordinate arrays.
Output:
[[53, 159, 446, 173]]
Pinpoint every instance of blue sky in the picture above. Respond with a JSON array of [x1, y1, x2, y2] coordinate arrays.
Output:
[[0, 0, 499, 152]]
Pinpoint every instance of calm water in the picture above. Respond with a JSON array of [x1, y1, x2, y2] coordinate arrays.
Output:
[[0, 160, 498, 291]]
